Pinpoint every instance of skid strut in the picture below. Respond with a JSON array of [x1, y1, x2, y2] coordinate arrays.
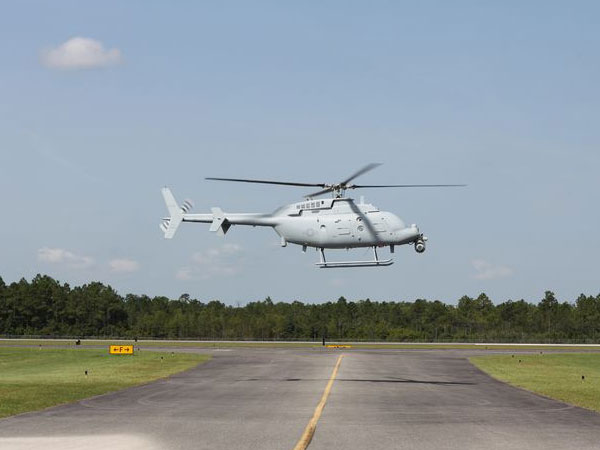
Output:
[[315, 246, 393, 268]]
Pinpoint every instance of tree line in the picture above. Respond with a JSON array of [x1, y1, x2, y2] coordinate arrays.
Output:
[[1, 275, 599, 342]]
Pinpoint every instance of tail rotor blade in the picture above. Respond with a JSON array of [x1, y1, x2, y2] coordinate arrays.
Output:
[[180, 199, 194, 213], [160, 218, 170, 233]]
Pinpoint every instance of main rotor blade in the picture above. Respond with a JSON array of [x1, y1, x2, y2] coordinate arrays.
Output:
[[341, 163, 382, 185], [347, 200, 382, 244], [206, 177, 326, 188], [351, 184, 467, 188]]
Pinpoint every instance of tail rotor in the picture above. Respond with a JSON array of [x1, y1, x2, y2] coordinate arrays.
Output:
[[180, 199, 194, 214]]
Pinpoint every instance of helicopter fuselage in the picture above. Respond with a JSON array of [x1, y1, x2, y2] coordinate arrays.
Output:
[[168, 194, 423, 251], [272, 198, 420, 249]]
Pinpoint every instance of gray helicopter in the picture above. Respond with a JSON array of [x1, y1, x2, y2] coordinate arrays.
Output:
[[160, 163, 464, 268]]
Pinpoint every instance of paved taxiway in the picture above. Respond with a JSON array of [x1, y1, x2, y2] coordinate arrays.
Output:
[[1, 347, 600, 449]]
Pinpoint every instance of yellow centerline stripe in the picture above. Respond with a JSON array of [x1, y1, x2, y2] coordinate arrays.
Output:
[[293, 354, 344, 450]]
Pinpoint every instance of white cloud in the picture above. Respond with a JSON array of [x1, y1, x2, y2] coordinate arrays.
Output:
[[37, 247, 94, 269], [41, 37, 122, 70], [175, 267, 194, 281], [191, 243, 242, 264], [472, 259, 513, 280], [109, 258, 140, 273], [177, 244, 244, 281]]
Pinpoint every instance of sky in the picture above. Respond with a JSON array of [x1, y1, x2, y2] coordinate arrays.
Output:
[[1, 1, 598, 305]]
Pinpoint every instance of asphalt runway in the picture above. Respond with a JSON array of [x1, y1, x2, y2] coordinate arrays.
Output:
[[1, 347, 600, 450]]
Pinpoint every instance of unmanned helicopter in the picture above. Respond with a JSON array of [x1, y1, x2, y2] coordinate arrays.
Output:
[[160, 163, 465, 268]]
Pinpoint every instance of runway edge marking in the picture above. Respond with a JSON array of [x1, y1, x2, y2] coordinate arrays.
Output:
[[292, 354, 344, 450]]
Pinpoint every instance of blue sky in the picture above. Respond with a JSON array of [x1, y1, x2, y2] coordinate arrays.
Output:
[[1, 1, 598, 304]]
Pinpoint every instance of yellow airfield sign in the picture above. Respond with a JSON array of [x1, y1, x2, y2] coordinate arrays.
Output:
[[109, 345, 134, 355]]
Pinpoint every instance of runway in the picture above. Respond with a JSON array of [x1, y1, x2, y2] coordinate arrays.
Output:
[[1, 347, 600, 449]]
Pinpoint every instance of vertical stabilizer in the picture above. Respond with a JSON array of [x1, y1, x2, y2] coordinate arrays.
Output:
[[160, 187, 186, 239]]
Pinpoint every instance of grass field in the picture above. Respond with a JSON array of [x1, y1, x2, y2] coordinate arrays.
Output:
[[471, 353, 600, 412], [2, 338, 600, 351], [0, 347, 210, 418]]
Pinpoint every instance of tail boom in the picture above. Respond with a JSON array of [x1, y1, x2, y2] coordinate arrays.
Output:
[[160, 187, 276, 239]]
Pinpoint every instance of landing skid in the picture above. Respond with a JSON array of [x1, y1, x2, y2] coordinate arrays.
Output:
[[315, 247, 394, 268]]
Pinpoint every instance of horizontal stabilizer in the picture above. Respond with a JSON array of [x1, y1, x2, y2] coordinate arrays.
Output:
[[210, 207, 231, 236]]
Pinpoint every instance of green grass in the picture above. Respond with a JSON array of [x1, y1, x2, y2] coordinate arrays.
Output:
[[2, 339, 600, 351], [0, 347, 210, 418], [471, 353, 600, 412]]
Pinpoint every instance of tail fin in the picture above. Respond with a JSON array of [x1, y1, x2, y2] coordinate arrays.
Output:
[[209, 207, 231, 236], [160, 187, 192, 239]]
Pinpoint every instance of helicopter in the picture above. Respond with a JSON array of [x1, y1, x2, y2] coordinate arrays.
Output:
[[160, 163, 465, 268]]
